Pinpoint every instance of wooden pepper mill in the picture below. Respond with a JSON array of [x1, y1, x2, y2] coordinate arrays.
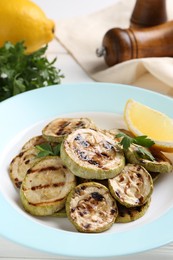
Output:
[[96, 0, 171, 66], [130, 0, 167, 28]]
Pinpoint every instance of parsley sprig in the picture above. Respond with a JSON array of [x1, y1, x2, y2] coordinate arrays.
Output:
[[116, 132, 155, 161], [0, 42, 64, 101], [36, 143, 61, 158]]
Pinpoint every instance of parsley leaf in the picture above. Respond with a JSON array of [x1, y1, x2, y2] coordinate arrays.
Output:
[[116, 132, 155, 161], [36, 143, 61, 158], [116, 132, 155, 149], [52, 144, 61, 156], [133, 135, 155, 147], [136, 146, 155, 161], [116, 133, 134, 149], [0, 42, 64, 101]]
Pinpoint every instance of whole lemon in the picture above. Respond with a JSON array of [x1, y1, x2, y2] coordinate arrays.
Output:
[[0, 0, 55, 53]]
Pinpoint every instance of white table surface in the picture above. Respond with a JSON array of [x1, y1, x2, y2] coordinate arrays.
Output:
[[1, 0, 173, 259]]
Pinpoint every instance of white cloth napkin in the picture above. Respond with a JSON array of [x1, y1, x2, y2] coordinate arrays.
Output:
[[55, 0, 173, 97]]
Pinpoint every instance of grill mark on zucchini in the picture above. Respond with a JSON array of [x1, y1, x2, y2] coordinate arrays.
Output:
[[14, 179, 22, 188], [28, 196, 65, 206], [27, 166, 61, 174], [30, 182, 65, 191], [91, 192, 104, 201], [75, 121, 86, 128], [55, 120, 87, 136], [18, 151, 25, 158], [55, 121, 70, 135]]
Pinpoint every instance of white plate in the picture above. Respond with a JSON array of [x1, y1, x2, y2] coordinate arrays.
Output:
[[0, 83, 173, 258]]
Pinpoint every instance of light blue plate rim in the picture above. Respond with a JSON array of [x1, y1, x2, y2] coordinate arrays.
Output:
[[0, 82, 173, 258]]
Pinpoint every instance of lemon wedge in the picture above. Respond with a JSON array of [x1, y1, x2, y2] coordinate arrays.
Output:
[[124, 99, 173, 152]]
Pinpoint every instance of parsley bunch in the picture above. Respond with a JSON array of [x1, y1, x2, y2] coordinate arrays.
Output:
[[0, 42, 64, 101]]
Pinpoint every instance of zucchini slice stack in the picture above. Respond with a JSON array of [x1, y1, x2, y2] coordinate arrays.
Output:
[[8, 117, 173, 232]]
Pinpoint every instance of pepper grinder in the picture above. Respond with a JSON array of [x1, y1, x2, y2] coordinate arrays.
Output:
[[96, 0, 171, 66], [99, 20, 173, 66], [130, 0, 167, 28]]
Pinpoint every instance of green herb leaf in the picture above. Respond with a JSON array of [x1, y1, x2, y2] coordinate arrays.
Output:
[[116, 132, 155, 149], [116, 132, 155, 161], [116, 132, 134, 149], [0, 41, 64, 101], [36, 150, 52, 158], [52, 144, 61, 156], [133, 135, 155, 147], [36, 143, 61, 158], [136, 146, 155, 161]]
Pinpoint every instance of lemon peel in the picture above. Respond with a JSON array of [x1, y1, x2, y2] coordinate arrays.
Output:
[[0, 0, 55, 53], [124, 99, 173, 152]]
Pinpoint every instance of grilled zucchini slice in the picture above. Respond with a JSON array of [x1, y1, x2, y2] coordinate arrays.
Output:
[[61, 128, 125, 179], [77, 177, 108, 188], [21, 135, 46, 151], [9, 147, 41, 189], [124, 144, 172, 173], [42, 117, 96, 143], [149, 171, 161, 182], [66, 182, 118, 233], [20, 156, 76, 216], [108, 164, 153, 207], [108, 128, 134, 140], [116, 198, 151, 223], [52, 207, 67, 217]]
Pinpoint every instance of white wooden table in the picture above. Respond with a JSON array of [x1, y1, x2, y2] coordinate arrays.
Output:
[[1, 0, 173, 259]]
